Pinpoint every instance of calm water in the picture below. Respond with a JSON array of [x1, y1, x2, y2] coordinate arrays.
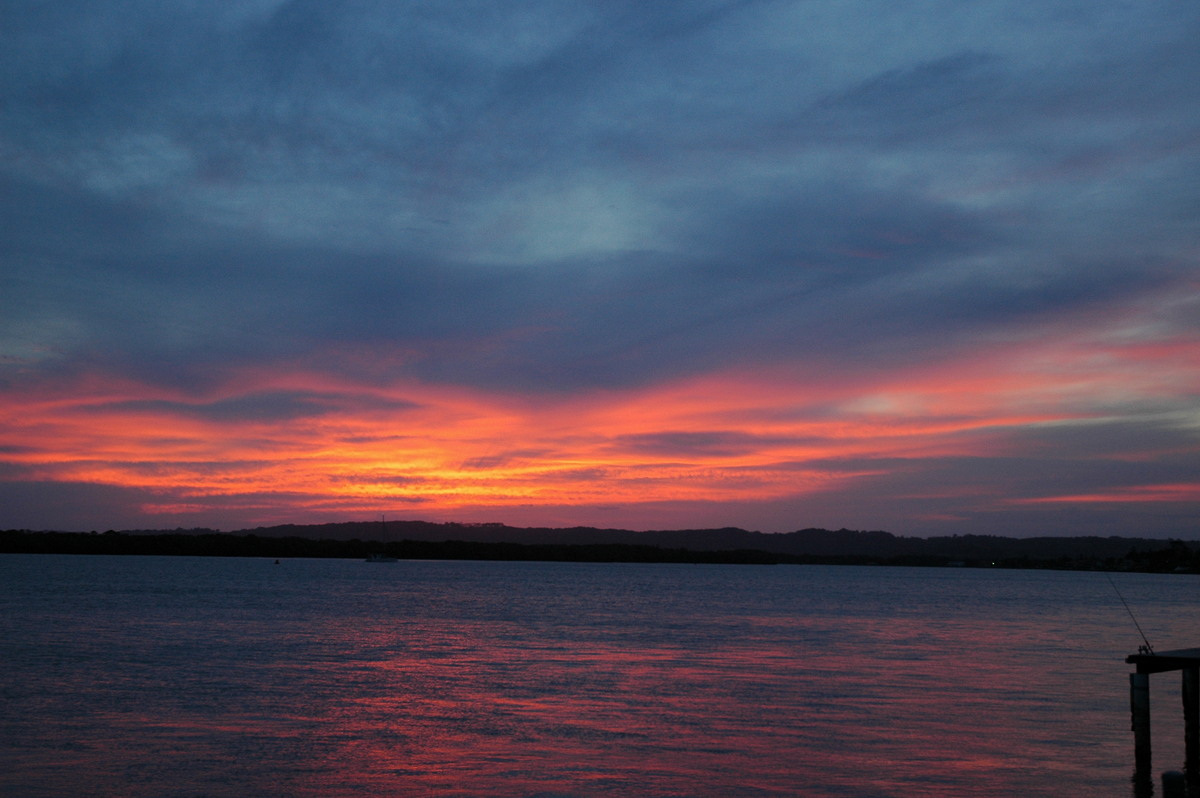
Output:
[[1, 555, 1196, 797]]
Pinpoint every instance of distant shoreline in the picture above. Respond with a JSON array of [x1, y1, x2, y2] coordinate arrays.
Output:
[[3, 527, 1197, 573]]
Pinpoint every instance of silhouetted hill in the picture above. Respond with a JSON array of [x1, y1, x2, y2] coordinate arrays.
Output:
[[229, 520, 1184, 563], [3, 522, 1197, 572]]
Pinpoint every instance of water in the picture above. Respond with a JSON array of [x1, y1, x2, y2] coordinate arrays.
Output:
[[1, 554, 1196, 797]]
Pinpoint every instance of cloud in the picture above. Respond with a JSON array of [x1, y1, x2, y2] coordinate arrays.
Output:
[[0, 479, 171, 531], [1, 1, 1198, 534], [85, 391, 341, 423], [611, 431, 789, 458]]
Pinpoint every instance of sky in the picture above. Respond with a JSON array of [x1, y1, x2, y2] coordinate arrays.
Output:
[[2, 1, 1198, 537]]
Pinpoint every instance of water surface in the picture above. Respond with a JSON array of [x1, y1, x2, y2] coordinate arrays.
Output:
[[1, 555, 1196, 796]]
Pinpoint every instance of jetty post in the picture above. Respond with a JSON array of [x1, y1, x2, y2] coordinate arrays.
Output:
[[1126, 648, 1200, 791], [1185, 666, 1199, 780], [1131, 671, 1151, 774]]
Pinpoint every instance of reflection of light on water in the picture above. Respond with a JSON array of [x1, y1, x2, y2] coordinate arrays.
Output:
[[1, 557, 1195, 796]]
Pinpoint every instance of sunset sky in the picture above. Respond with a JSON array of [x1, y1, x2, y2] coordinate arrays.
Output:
[[2, 1, 1198, 537]]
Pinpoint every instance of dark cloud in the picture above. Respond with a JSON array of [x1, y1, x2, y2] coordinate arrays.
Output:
[[459, 450, 550, 470], [781, 414, 1200, 537], [811, 51, 1010, 141], [612, 431, 788, 458], [86, 391, 338, 423], [0, 480, 169, 532], [329, 474, 427, 487]]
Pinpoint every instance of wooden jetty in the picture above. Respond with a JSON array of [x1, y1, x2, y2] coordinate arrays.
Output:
[[1126, 648, 1200, 792]]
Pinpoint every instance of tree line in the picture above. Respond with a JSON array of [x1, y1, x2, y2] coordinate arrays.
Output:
[[2, 529, 1198, 572]]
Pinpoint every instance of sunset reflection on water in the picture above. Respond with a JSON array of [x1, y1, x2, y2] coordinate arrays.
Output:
[[2, 556, 1191, 796]]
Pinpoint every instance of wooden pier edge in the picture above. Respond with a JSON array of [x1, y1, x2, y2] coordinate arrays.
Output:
[[1125, 648, 1200, 789]]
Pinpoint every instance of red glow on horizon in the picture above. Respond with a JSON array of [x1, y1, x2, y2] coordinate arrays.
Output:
[[1013, 483, 1200, 504], [2, 312, 1198, 530]]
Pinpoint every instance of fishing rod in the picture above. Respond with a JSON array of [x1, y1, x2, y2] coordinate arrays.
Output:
[[1107, 573, 1154, 655]]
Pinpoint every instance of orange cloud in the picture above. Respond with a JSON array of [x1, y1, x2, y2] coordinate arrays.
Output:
[[2, 303, 1198, 530]]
